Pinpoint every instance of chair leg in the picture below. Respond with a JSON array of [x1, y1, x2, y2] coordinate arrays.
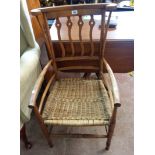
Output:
[[105, 122, 116, 150], [34, 106, 53, 147], [105, 107, 117, 150]]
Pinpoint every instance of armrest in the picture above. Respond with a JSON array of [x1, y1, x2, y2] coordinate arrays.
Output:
[[103, 58, 121, 107], [29, 60, 53, 108]]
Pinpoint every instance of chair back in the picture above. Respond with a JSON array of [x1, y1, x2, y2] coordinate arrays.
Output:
[[31, 3, 117, 73]]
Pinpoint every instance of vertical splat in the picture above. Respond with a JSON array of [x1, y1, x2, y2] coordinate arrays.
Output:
[[55, 17, 65, 57], [89, 15, 95, 56], [78, 15, 85, 56], [66, 16, 75, 56]]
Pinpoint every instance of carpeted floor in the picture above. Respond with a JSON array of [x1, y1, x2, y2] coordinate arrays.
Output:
[[20, 73, 134, 155]]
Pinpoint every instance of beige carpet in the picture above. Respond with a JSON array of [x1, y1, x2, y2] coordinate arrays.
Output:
[[20, 73, 134, 155]]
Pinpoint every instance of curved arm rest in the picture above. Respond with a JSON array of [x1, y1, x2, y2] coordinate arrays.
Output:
[[29, 60, 53, 108], [103, 58, 121, 107]]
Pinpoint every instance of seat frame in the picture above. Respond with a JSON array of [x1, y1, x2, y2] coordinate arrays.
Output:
[[29, 3, 121, 150]]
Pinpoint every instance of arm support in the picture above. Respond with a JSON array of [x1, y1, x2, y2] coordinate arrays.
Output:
[[103, 58, 121, 107], [29, 60, 53, 108]]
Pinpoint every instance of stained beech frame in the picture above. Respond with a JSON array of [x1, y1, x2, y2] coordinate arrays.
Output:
[[29, 3, 120, 150]]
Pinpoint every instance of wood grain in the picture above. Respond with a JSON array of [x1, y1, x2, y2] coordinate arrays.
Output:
[[78, 15, 85, 55], [50, 133, 107, 138], [58, 66, 99, 71], [66, 16, 75, 56], [100, 72, 114, 109], [29, 60, 53, 108], [103, 58, 120, 106], [39, 74, 56, 113], [53, 40, 134, 72], [55, 56, 99, 61], [55, 17, 66, 57], [89, 15, 95, 56]]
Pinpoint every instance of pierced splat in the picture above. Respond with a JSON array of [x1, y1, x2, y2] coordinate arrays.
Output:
[[66, 16, 75, 56], [89, 15, 95, 56], [78, 16, 84, 56], [55, 17, 65, 57]]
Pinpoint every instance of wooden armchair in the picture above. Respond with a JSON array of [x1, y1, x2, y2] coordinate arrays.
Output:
[[29, 3, 120, 150]]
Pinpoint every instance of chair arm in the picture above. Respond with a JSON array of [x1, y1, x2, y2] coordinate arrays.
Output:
[[29, 60, 53, 108], [102, 58, 121, 107]]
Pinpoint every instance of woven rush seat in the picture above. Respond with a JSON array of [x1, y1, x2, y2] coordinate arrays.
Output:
[[42, 78, 113, 126]]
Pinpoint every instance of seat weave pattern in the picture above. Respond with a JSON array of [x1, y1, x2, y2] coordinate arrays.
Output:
[[42, 78, 112, 126]]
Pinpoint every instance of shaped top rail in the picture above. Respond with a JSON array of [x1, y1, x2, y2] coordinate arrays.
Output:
[[31, 3, 117, 17]]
